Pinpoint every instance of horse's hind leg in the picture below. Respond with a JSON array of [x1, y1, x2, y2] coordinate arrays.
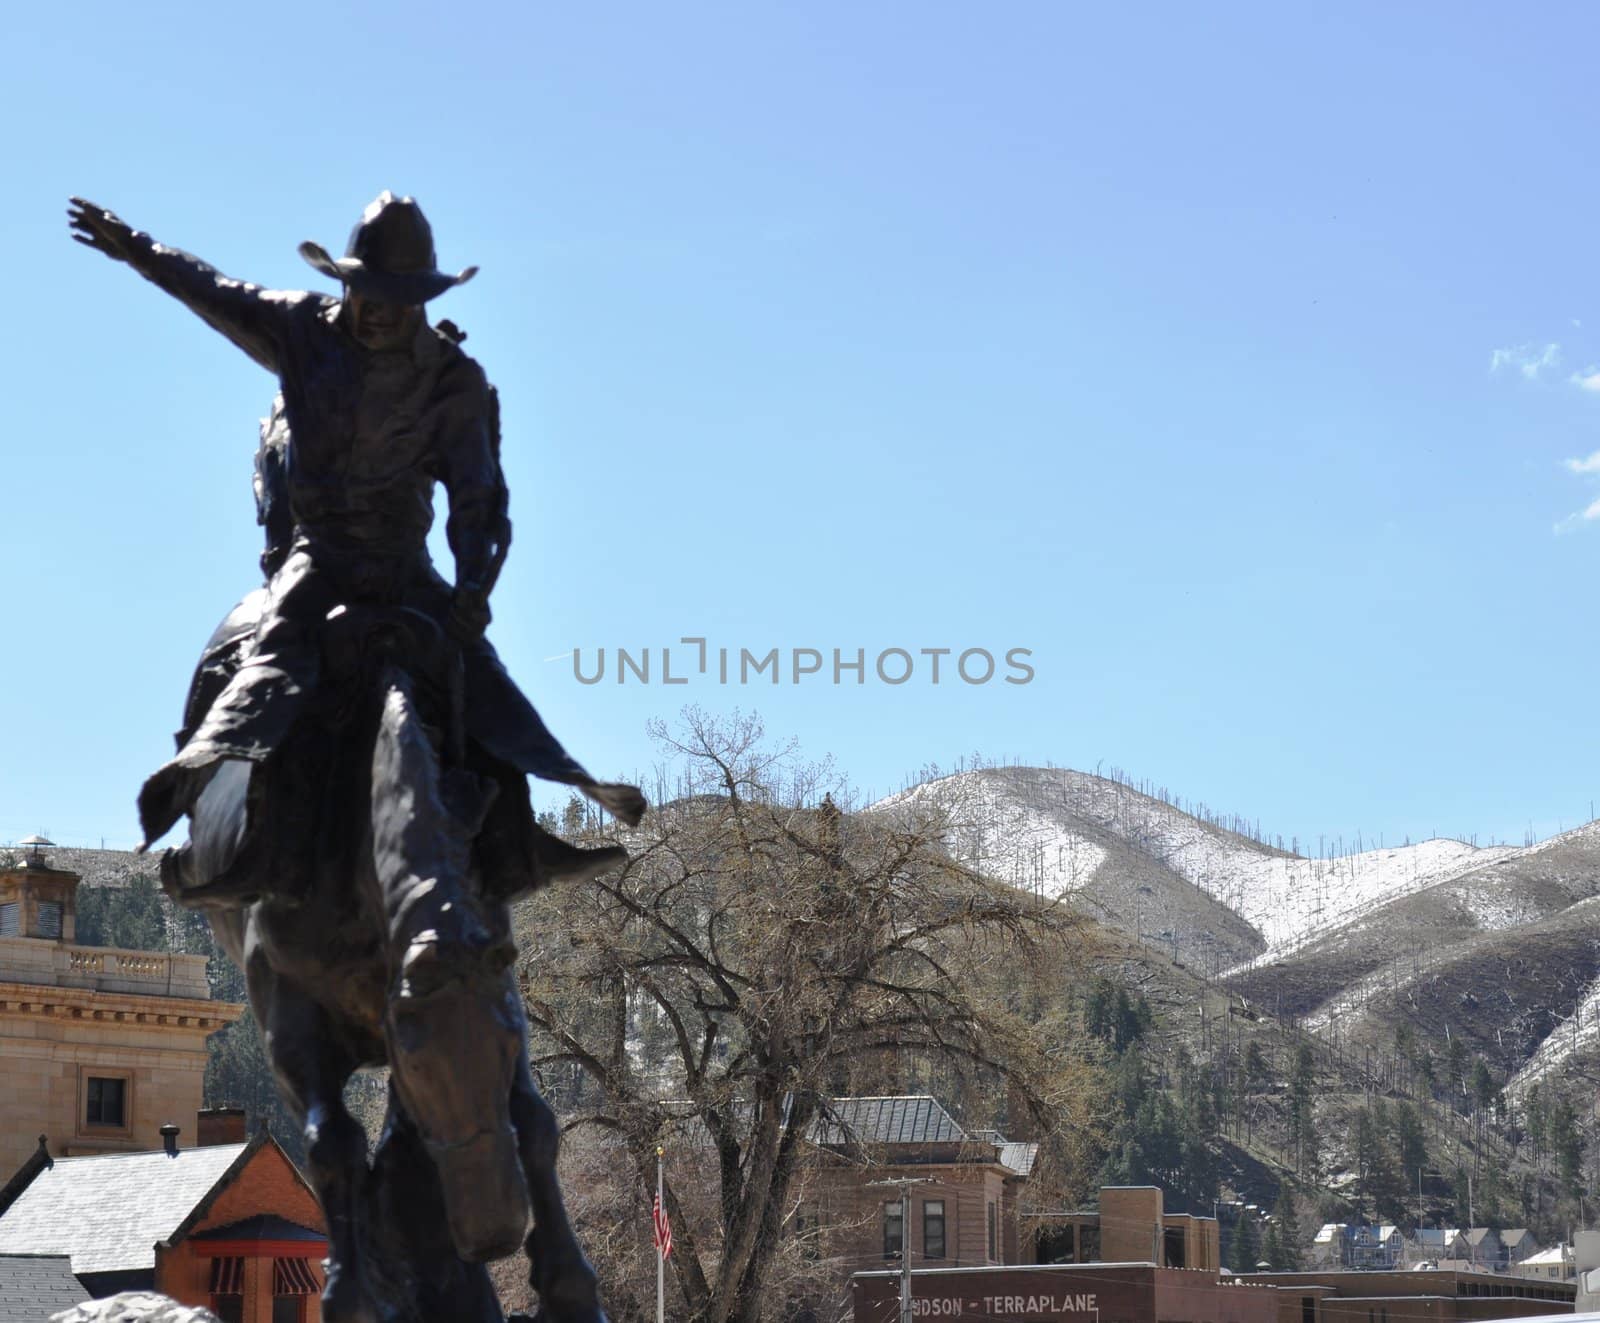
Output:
[[510, 1058, 605, 1323], [256, 970, 373, 1323]]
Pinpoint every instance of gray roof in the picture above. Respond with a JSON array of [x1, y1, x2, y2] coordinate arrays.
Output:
[[812, 1097, 1037, 1174], [0, 1254, 88, 1321], [816, 1096, 968, 1146], [0, 1145, 248, 1275]]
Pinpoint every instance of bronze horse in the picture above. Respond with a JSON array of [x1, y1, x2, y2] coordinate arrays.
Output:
[[170, 597, 615, 1323]]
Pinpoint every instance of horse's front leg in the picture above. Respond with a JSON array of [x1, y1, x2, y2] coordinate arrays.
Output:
[[510, 1055, 605, 1323], [257, 972, 374, 1323]]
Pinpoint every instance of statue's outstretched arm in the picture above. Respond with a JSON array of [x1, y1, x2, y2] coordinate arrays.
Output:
[[68, 197, 299, 374]]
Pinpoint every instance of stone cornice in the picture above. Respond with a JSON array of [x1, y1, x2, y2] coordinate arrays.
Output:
[[0, 979, 244, 1031]]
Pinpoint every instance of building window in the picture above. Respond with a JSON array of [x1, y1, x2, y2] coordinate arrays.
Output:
[[209, 1256, 244, 1323], [883, 1201, 904, 1259], [923, 1200, 946, 1260], [0, 902, 18, 936], [988, 1202, 998, 1261], [35, 900, 62, 939], [795, 1206, 821, 1261], [273, 1257, 318, 1323], [85, 1076, 126, 1127]]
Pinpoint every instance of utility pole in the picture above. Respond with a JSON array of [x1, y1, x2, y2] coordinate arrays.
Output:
[[868, 1176, 932, 1323]]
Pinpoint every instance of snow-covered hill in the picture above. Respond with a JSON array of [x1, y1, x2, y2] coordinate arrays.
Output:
[[878, 764, 1600, 1091], [875, 766, 1510, 958]]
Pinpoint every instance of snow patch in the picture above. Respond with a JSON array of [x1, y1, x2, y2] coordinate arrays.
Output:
[[877, 767, 1513, 957]]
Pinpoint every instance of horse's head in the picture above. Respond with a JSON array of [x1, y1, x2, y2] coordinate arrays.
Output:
[[387, 952, 531, 1262]]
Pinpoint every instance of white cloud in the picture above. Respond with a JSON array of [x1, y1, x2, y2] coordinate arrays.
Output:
[[1573, 369, 1600, 392], [1566, 450, 1600, 473], [1490, 342, 1563, 379], [1555, 497, 1600, 536]]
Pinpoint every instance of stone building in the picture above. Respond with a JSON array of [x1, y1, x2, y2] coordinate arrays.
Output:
[[0, 839, 243, 1173]]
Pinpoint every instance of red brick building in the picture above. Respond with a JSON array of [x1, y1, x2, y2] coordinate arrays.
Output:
[[854, 1262, 1280, 1323], [0, 1116, 327, 1323]]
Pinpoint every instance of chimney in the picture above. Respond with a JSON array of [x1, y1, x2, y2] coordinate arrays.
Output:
[[197, 1107, 248, 1146], [160, 1123, 180, 1157]]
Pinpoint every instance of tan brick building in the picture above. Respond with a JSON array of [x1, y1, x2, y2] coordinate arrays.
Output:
[[0, 840, 243, 1173], [1035, 1184, 1220, 1271]]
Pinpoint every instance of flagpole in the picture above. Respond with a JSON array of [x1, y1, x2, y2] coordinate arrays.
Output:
[[657, 1145, 665, 1323]]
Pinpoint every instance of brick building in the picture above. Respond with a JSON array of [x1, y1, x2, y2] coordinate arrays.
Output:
[[1236, 1268, 1576, 1323], [0, 839, 243, 1173], [801, 1096, 1037, 1272], [1032, 1185, 1220, 1272], [0, 1120, 327, 1322], [794, 1098, 1220, 1280], [854, 1262, 1280, 1323], [852, 1257, 1574, 1323]]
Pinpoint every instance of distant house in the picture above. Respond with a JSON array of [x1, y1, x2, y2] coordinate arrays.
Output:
[[1409, 1227, 1463, 1265], [1502, 1229, 1541, 1266], [1461, 1228, 1505, 1272], [0, 1125, 326, 1321], [1311, 1224, 1350, 1267], [1519, 1244, 1575, 1281], [1310, 1223, 1402, 1269]]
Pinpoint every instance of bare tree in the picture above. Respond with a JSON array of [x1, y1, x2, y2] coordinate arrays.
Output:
[[515, 710, 1104, 1323]]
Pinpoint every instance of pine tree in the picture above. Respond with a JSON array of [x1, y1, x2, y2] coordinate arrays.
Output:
[[1287, 1045, 1319, 1177], [1446, 1037, 1468, 1113], [1261, 1218, 1283, 1271], [1230, 1208, 1261, 1273], [1393, 1100, 1427, 1199], [1354, 1106, 1382, 1216], [1273, 1187, 1304, 1271]]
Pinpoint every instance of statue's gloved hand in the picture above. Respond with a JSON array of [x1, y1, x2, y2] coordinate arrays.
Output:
[[67, 197, 136, 263], [449, 584, 492, 642]]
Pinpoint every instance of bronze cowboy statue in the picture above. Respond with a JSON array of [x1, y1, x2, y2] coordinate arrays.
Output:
[[69, 193, 644, 1323]]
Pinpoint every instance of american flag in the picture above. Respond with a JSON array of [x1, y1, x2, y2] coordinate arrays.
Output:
[[652, 1192, 673, 1259]]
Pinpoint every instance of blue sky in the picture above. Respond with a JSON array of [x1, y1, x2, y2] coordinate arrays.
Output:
[[4, 2, 1599, 852]]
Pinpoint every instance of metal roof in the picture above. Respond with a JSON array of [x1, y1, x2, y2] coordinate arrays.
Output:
[[815, 1096, 968, 1146]]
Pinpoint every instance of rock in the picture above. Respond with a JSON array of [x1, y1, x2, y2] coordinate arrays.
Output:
[[51, 1293, 221, 1323]]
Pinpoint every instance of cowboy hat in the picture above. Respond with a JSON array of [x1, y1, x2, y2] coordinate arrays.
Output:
[[299, 191, 477, 304]]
